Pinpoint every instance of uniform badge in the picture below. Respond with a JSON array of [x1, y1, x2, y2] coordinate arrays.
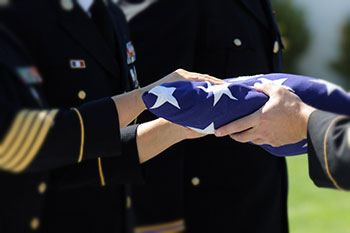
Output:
[[126, 41, 136, 65], [70, 60, 86, 69], [129, 66, 139, 88], [16, 66, 43, 85]]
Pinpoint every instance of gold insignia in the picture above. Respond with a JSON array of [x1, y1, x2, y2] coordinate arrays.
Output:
[[0, 110, 58, 173], [71, 108, 85, 163], [323, 116, 347, 190], [273, 40, 280, 54], [135, 219, 185, 233], [347, 127, 350, 149], [60, 0, 74, 11], [98, 157, 106, 186]]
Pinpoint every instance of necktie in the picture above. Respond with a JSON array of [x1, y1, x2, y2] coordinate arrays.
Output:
[[90, 0, 116, 51]]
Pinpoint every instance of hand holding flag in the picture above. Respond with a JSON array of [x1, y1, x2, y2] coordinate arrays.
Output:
[[216, 82, 317, 147], [142, 73, 350, 156]]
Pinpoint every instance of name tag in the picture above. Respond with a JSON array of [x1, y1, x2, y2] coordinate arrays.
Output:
[[70, 60, 86, 69]]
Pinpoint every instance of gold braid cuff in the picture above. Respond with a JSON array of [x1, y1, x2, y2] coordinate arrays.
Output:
[[71, 108, 85, 163]]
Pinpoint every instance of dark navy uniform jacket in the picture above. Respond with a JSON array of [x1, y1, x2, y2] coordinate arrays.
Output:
[[308, 110, 350, 191], [120, 0, 288, 232], [0, 1, 142, 232]]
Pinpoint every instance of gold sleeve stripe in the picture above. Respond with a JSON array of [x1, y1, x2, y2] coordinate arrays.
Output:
[[3, 111, 47, 169], [12, 110, 58, 173], [0, 111, 37, 164], [323, 116, 347, 191], [0, 110, 29, 155], [0, 109, 58, 173], [135, 219, 185, 233], [71, 108, 85, 163], [98, 157, 106, 186], [346, 127, 350, 148]]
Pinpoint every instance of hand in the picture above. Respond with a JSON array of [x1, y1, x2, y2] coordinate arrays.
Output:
[[112, 69, 223, 129], [215, 82, 316, 147], [143, 69, 224, 93], [161, 69, 224, 84]]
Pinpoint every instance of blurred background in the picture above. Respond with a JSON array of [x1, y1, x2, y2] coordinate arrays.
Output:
[[271, 0, 350, 88], [271, 0, 350, 232]]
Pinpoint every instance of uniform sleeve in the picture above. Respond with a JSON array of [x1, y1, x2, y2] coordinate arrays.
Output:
[[0, 64, 125, 173], [0, 97, 123, 173], [307, 110, 350, 190], [0, 67, 144, 186], [49, 125, 144, 189]]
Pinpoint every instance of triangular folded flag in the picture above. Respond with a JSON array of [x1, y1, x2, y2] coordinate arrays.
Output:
[[142, 73, 350, 156]]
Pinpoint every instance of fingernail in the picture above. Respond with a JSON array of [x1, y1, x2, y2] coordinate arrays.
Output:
[[215, 130, 222, 136]]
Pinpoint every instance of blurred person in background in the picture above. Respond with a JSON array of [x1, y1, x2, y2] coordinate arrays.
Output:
[[119, 0, 288, 232], [216, 82, 350, 191], [0, 1, 221, 232]]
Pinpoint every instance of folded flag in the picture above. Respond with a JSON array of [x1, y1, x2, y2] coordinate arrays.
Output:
[[142, 73, 350, 156]]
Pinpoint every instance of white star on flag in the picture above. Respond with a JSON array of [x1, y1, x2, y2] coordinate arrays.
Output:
[[230, 74, 264, 82], [197, 81, 238, 106], [311, 79, 345, 96], [149, 86, 180, 109], [187, 122, 215, 134], [256, 78, 294, 92]]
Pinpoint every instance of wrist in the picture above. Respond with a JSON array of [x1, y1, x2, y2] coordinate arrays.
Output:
[[134, 88, 147, 111], [299, 103, 316, 139], [162, 119, 187, 142]]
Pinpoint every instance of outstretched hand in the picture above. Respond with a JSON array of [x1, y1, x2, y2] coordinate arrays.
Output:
[[143, 69, 225, 93], [215, 82, 316, 147]]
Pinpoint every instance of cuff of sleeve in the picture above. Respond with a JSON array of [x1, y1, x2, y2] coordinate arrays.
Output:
[[77, 97, 122, 161], [102, 124, 145, 185], [307, 110, 340, 188]]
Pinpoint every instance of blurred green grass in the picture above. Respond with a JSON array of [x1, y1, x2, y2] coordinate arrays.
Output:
[[287, 155, 350, 233]]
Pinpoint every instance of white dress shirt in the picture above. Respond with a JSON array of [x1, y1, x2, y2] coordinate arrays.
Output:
[[76, 0, 94, 16]]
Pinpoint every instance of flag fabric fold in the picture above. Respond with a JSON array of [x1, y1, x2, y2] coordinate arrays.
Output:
[[142, 73, 350, 156]]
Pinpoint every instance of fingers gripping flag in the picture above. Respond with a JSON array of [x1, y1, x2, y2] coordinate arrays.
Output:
[[142, 73, 350, 156]]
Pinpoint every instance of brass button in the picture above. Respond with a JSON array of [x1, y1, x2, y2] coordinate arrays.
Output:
[[273, 40, 280, 54], [191, 177, 200, 186], [233, 38, 242, 47], [30, 217, 40, 231], [78, 90, 86, 100], [38, 182, 47, 195], [60, 0, 74, 11], [126, 196, 132, 209]]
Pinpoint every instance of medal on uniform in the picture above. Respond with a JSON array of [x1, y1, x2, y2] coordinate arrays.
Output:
[[15, 66, 44, 106], [129, 66, 139, 88], [126, 41, 136, 65], [16, 66, 43, 84]]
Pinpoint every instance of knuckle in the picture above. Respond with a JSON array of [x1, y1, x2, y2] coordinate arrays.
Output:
[[175, 68, 184, 74], [275, 87, 285, 95]]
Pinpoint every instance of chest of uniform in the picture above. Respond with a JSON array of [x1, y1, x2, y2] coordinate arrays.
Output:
[[33, 28, 122, 107]]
